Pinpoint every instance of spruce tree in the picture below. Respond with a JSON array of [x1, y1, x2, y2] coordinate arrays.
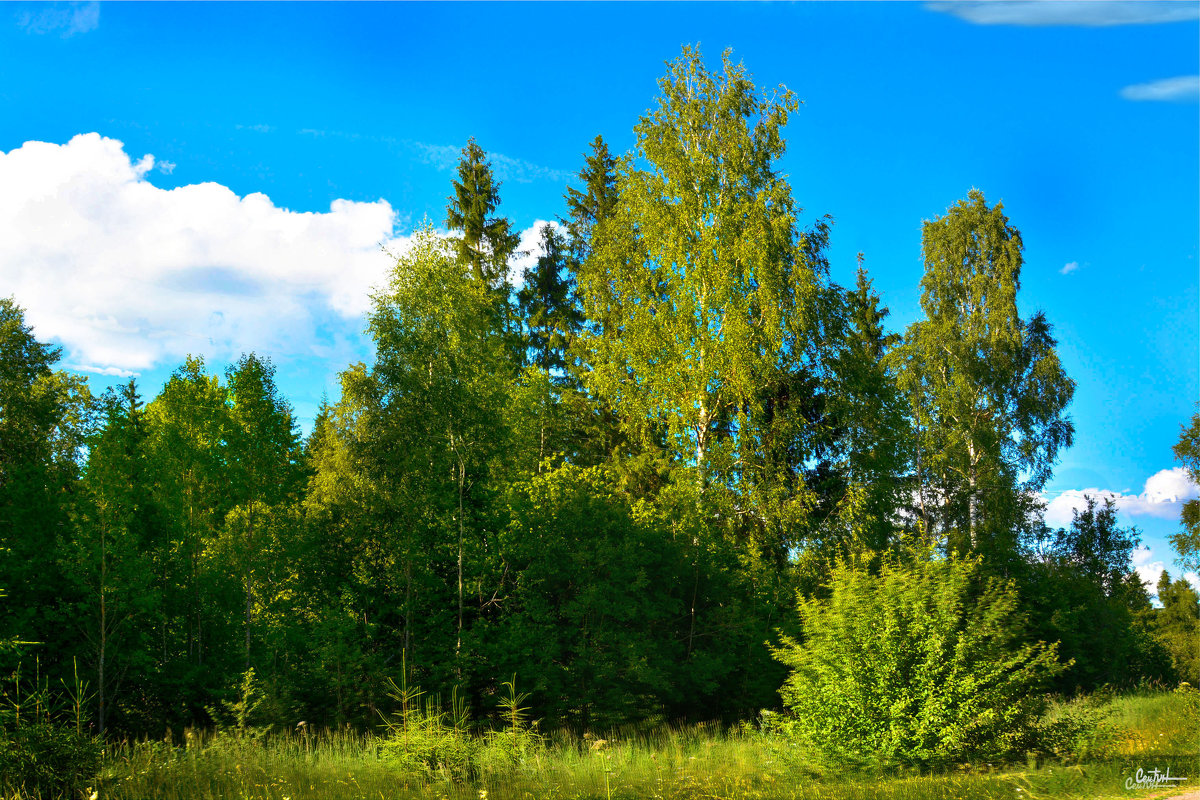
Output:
[[445, 138, 521, 289]]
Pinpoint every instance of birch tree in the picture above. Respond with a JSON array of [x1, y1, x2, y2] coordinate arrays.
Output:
[[895, 190, 1074, 560], [579, 46, 828, 506]]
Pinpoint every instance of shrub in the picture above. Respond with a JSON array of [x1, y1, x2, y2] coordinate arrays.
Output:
[[1035, 696, 1123, 763], [378, 679, 477, 782], [772, 553, 1065, 768], [0, 721, 102, 799]]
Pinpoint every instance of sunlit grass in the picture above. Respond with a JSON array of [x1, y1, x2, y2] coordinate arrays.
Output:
[[12, 688, 1196, 800]]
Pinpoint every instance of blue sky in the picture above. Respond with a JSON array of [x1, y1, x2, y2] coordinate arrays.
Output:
[[1, 1, 1197, 589]]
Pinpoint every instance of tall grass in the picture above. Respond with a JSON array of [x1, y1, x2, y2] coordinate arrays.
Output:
[[14, 688, 1199, 800]]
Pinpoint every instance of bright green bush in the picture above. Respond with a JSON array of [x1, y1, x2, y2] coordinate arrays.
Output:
[[0, 721, 102, 798], [772, 553, 1065, 768]]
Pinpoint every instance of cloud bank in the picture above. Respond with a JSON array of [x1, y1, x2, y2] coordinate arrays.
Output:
[[926, 1, 1200, 27], [1120, 76, 1200, 103], [1043, 467, 1200, 527]]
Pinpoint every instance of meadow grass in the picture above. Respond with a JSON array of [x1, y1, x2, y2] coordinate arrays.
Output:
[[16, 690, 1200, 800]]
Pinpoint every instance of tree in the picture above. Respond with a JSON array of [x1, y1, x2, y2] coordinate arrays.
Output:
[[1022, 497, 1170, 691], [68, 380, 161, 734], [1172, 411, 1200, 572], [564, 135, 619, 264], [772, 552, 1064, 767], [144, 356, 237, 718], [579, 46, 828, 503], [446, 138, 521, 289], [895, 190, 1074, 561], [487, 466, 689, 729], [368, 223, 512, 674], [0, 298, 93, 668], [561, 135, 627, 469], [1155, 570, 1200, 684], [222, 353, 304, 670], [517, 224, 581, 377], [816, 261, 913, 560]]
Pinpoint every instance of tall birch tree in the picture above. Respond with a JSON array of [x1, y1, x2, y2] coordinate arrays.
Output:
[[895, 190, 1074, 560]]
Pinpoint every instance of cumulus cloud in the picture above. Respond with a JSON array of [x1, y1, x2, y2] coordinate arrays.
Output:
[[1043, 467, 1200, 527], [1060, 261, 1079, 275], [0, 134, 415, 373], [15, 1, 99, 36], [1120, 75, 1200, 103], [0, 134, 553, 376], [926, 1, 1200, 27]]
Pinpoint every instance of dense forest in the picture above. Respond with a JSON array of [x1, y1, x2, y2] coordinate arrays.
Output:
[[1, 47, 1198, 746]]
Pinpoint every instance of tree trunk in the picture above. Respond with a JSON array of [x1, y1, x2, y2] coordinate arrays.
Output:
[[98, 519, 107, 736], [456, 457, 465, 668]]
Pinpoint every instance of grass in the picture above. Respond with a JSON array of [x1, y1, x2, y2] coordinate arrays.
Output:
[[11, 689, 1200, 800]]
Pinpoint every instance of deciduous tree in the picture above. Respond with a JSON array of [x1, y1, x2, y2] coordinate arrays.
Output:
[[895, 190, 1074, 561]]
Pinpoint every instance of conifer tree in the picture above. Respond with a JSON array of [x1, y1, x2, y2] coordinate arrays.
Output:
[[565, 135, 618, 261], [517, 224, 581, 375], [446, 138, 521, 289]]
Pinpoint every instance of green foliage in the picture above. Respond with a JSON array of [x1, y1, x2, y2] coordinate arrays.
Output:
[[517, 224, 582, 376], [1172, 411, 1200, 572], [206, 667, 267, 735], [1023, 497, 1172, 692], [378, 684, 477, 782], [579, 45, 827, 512], [1034, 695, 1123, 763], [772, 552, 1065, 767], [0, 298, 94, 670], [1154, 570, 1200, 683], [445, 138, 521, 289], [489, 466, 688, 729], [895, 191, 1074, 561], [0, 720, 102, 799]]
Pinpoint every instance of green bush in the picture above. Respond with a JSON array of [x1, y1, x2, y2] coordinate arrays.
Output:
[[772, 553, 1065, 768], [1035, 696, 1123, 763], [0, 721, 102, 799]]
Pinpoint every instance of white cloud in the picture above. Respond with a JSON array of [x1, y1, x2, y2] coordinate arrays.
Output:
[[157, 160, 176, 175], [926, 1, 1200, 27], [0, 134, 415, 373], [1060, 261, 1079, 275], [15, 1, 99, 37], [1043, 467, 1200, 527], [1119, 75, 1200, 103], [0, 134, 556, 376]]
